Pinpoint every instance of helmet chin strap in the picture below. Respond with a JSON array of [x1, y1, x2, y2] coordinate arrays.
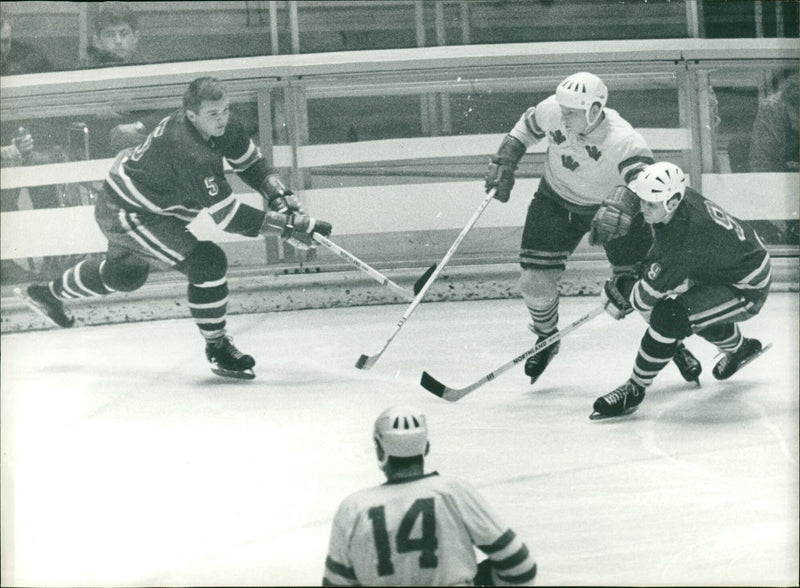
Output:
[[584, 105, 603, 128]]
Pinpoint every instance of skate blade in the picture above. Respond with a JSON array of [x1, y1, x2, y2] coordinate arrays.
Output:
[[210, 366, 256, 380], [589, 406, 638, 421]]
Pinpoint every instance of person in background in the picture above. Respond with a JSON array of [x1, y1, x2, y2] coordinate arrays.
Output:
[[0, 16, 52, 76], [592, 162, 771, 419], [748, 72, 799, 173], [484, 72, 701, 387], [81, 2, 156, 159], [86, 1, 141, 68], [324, 406, 538, 586], [16, 77, 332, 379]]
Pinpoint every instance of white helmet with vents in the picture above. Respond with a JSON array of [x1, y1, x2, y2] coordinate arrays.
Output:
[[633, 162, 687, 203], [556, 72, 608, 125], [373, 406, 429, 467]]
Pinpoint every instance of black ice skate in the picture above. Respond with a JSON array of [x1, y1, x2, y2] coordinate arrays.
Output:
[[712, 338, 770, 380], [590, 379, 645, 420], [524, 336, 559, 384], [205, 336, 256, 379], [15, 285, 75, 328], [673, 341, 702, 385]]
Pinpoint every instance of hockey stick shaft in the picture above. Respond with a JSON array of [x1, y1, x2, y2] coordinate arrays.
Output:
[[421, 305, 606, 401], [356, 188, 496, 369], [312, 234, 414, 301]]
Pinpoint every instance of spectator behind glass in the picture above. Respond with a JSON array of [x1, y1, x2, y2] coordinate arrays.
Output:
[[1, 17, 52, 76], [748, 72, 800, 173], [86, 2, 140, 67]]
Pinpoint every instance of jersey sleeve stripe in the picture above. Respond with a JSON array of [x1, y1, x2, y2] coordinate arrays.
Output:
[[734, 252, 771, 289], [478, 529, 516, 554], [208, 196, 240, 228], [524, 113, 545, 139], [226, 141, 262, 171], [492, 544, 531, 570], [498, 561, 538, 585]]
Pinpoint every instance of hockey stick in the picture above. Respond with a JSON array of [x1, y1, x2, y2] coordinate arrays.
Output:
[[355, 188, 497, 370], [312, 233, 414, 301], [420, 305, 606, 401]]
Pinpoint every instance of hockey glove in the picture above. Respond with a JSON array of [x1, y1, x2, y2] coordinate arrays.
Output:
[[473, 559, 496, 587], [601, 273, 637, 320], [269, 193, 307, 216], [261, 211, 332, 251], [259, 174, 300, 211], [589, 185, 641, 246], [485, 135, 526, 203]]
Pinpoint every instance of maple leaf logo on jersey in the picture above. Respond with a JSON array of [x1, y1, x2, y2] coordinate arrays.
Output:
[[550, 130, 566, 144], [647, 263, 662, 281], [561, 154, 579, 171], [585, 145, 601, 161]]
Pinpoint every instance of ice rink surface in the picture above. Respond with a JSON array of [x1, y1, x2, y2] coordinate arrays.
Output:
[[2, 292, 798, 587]]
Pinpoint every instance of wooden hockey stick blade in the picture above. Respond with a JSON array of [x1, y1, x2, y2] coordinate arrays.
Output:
[[420, 305, 606, 401], [413, 263, 437, 296], [355, 189, 496, 370], [312, 234, 414, 301]]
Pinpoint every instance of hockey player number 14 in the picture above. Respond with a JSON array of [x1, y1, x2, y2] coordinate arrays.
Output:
[[367, 498, 439, 576]]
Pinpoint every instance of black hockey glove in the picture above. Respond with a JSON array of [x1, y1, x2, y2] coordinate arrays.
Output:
[[473, 559, 496, 587], [485, 135, 526, 203], [601, 273, 637, 320], [589, 184, 641, 246]]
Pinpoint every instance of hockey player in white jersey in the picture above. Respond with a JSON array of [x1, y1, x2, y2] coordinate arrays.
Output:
[[323, 406, 538, 586], [485, 72, 700, 385]]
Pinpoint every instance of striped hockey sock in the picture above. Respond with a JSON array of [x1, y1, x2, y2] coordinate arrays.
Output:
[[631, 327, 678, 387], [702, 323, 743, 354], [50, 258, 115, 300], [526, 298, 559, 337], [188, 276, 228, 340]]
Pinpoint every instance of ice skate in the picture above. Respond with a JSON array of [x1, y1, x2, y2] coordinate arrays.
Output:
[[15, 284, 75, 328], [590, 379, 644, 420], [524, 336, 559, 384], [673, 341, 702, 385], [206, 336, 256, 379], [712, 338, 770, 380]]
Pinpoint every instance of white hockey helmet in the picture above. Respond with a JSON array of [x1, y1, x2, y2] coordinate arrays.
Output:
[[556, 72, 608, 125], [373, 406, 429, 467], [633, 162, 687, 203]]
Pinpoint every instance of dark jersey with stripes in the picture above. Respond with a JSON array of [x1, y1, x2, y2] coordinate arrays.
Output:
[[105, 110, 269, 237], [632, 188, 771, 311]]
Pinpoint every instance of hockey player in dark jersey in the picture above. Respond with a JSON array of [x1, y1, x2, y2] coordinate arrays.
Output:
[[16, 77, 332, 379], [591, 162, 772, 418]]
